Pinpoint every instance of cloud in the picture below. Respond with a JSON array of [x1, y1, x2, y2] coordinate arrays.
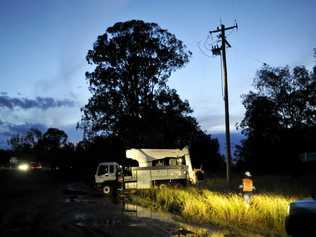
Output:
[[0, 94, 81, 148], [0, 95, 76, 110]]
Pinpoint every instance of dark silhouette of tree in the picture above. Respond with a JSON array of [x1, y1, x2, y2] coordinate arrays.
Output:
[[37, 128, 69, 168], [24, 128, 42, 148], [8, 128, 43, 156], [41, 128, 68, 151], [190, 131, 224, 172], [236, 95, 281, 172], [253, 65, 316, 128], [0, 149, 13, 166], [237, 63, 316, 173], [80, 20, 197, 147], [8, 134, 29, 153]]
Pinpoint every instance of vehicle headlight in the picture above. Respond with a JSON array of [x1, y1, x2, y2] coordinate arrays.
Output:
[[17, 163, 30, 172]]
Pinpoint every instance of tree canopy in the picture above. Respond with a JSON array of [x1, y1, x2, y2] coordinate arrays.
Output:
[[80, 20, 197, 147], [8, 128, 43, 153], [41, 128, 68, 151], [237, 63, 316, 173]]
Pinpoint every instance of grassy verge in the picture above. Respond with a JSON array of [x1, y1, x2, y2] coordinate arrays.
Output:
[[129, 179, 303, 236]]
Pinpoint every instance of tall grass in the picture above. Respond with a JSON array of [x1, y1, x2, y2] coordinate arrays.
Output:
[[131, 186, 297, 236]]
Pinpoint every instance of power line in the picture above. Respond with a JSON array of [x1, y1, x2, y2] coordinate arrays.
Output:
[[197, 41, 212, 58]]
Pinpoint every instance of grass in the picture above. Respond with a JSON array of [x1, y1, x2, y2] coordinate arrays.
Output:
[[129, 176, 314, 236]]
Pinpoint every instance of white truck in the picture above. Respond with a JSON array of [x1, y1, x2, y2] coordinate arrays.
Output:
[[94, 147, 197, 194]]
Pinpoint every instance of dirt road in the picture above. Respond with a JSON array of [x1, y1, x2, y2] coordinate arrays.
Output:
[[0, 169, 216, 237]]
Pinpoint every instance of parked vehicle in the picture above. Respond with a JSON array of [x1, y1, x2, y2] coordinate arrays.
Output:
[[94, 162, 123, 194], [30, 162, 42, 170], [285, 197, 316, 237], [94, 147, 197, 194]]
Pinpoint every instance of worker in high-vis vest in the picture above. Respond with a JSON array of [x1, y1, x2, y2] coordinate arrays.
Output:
[[239, 171, 256, 204]]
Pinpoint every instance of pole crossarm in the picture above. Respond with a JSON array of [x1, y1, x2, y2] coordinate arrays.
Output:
[[209, 24, 237, 34]]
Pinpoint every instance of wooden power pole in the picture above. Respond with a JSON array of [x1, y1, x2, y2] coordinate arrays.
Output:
[[210, 23, 238, 184]]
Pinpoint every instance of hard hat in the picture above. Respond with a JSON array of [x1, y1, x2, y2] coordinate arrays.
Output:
[[245, 171, 251, 177]]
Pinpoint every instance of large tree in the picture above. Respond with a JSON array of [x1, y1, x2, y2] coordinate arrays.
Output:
[[8, 128, 43, 154], [80, 20, 198, 147], [252, 65, 316, 128], [38, 128, 71, 168], [237, 63, 316, 173], [41, 128, 68, 151]]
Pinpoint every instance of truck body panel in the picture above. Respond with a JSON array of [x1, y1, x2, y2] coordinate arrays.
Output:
[[124, 165, 188, 189], [125, 147, 196, 184]]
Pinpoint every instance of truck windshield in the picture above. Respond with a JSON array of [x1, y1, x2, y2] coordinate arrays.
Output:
[[97, 165, 108, 175]]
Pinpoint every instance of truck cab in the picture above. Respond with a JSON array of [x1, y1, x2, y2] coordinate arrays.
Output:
[[95, 162, 123, 194]]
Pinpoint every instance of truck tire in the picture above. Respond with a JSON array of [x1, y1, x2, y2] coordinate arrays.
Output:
[[159, 184, 167, 189], [103, 185, 112, 195]]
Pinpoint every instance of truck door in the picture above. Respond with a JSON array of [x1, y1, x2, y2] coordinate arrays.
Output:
[[109, 164, 116, 179]]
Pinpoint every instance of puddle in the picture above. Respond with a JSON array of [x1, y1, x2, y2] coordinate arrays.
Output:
[[123, 203, 174, 222], [121, 201, 264, 236], [63, 188, 88, 196], [63, 183, 93, 196], [74, 213, 89, 227], [63, 183, 99, 203], [64, 197, 96, 203], [122, 202, 220, 236]]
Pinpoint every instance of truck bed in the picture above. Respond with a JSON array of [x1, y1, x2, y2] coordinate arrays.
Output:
[[124, 165, 188, 189]]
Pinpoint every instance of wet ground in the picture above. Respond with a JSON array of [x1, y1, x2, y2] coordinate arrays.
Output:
[[0, 169, 259, 237]]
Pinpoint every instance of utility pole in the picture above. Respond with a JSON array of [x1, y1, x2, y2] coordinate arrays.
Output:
[[210, 23, 237, 184]]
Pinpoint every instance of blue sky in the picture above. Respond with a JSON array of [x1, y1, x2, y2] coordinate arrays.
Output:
[[0, 0, 315, 147]]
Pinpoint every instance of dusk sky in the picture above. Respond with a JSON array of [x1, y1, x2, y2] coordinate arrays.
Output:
[[0, 0, 315, 147]]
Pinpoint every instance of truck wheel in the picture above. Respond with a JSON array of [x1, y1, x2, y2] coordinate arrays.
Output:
[[159, 184, 167, 189], [103, 185, 111, 195]]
